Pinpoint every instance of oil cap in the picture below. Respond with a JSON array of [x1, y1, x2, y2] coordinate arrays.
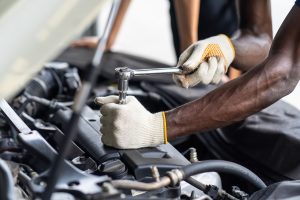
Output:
[[98, 159, 127, 179]]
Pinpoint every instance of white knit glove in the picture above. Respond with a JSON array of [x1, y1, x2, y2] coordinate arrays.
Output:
[[95, 96, 167, 149], [174, 34, 235, 88]]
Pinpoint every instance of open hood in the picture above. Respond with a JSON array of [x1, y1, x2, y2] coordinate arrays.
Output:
[[0, 0, 111, 99]]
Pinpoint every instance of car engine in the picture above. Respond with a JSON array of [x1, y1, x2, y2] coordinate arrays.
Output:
[[0, 62, 267, 200], [0, 1, 269, 199]]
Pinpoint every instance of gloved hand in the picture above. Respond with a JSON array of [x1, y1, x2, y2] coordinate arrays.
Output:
[[95, 96, 167, 149], [174, 34, 235, 88]]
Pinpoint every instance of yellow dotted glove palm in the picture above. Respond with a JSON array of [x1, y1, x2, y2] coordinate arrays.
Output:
[[174, 34, 235, 88]]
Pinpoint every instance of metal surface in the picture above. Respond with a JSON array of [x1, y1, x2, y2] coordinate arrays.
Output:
[[17, 130, 111, 199], [132, 67, 182, 76], [115, 67, 182, 104], [0, 99, 31, 134], [111, 176, 171, 191]]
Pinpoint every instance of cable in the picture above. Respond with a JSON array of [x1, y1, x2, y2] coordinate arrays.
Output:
[[181, 160, 266, 189], [24, 93, 66, 111], [185, 177, 206, 191], [185, 177, 239, 200], [0, 159, 15, 200]]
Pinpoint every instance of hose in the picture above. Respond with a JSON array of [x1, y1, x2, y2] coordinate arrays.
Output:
[[0, 159, 15, 200], [111, 160, 266, 193], [181, 160, 266, 189]]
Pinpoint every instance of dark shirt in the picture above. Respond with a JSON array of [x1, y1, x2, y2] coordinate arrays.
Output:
[[169, 0, 238, 58], [296, 0, 300, 6]]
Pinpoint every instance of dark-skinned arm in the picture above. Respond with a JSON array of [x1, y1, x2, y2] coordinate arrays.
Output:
[[106, 0, 131, 49], [173, 0, 200, 52], [167, 5, 300, 139], [71, 0, 131, 49], [231, 0, 273, 72]]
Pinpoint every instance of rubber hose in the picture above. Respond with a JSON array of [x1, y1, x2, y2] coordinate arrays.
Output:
[[0, 159, 15, 200], [181, 160, 266, 189]]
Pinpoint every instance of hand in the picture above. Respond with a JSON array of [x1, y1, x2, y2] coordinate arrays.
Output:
[[174, 35, 235, 88], [95, 96, 167, 149], [71, 36, 99, 49]]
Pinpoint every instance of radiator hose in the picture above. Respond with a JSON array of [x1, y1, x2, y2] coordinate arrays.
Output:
[[181, 160, 266, 189]]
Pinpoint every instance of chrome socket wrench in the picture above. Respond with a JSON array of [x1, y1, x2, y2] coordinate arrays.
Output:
[[115, 67, 182, 104]]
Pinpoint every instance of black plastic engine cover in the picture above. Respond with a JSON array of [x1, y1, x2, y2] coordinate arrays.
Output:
[[120, 144, 189, 180], [50, 106, 190, 179]]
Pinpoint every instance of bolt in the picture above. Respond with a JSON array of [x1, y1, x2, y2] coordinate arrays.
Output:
[[189, 148, 199, 163], [30, 171, 38, 177], [39, 181, 47, 187]]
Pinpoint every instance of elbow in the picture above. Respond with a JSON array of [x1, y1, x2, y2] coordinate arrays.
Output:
[[285, 69, 300, 95], [232, 32, 273, 72], [278, 70, 298, 97], [267, 57, 299, 97], [258, 33, 272, 59], [252, 33, 272, 67]]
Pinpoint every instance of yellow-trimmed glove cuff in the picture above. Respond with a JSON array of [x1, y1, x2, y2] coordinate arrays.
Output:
[[162, 112, 168, 144]]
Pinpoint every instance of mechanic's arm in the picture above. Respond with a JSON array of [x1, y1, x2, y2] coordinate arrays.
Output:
[[71, 0, 131, 49], [231, 0, 273, 72], [173, 0, 200, 52], [95, 2, 299, 150], [167, 4, 300, 138], [173, 0, 272, 87]]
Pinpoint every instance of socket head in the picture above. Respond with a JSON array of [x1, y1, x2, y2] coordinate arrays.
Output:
[[115, 67, 133, 80]]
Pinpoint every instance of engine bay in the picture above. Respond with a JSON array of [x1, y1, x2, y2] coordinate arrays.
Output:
[[0, 61, 267, 200], [2, 0, 300, 199]]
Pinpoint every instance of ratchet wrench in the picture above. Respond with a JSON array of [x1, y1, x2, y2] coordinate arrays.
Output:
[[115, 67, 182, 104]]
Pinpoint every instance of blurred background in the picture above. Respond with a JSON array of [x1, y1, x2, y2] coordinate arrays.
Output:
[[96, 0, 299, 109]]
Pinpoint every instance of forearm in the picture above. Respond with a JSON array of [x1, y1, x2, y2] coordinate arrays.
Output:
[[106, 0, 131, 49], [167, 5, 300, 139], [174, 0, 200, 52], [167, 57, 296, 138], [231, 0, 273, 72]]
